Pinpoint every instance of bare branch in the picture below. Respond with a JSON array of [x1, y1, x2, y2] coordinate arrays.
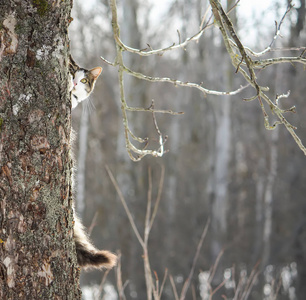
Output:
[[109, 0, 240, 58], [108, 0, 306, 158], [108, 165, 167, 300], [108, 0, 172, 160], [169, 275, 180, 300], [126, 103, 184, 116], [158, 268, 168, 299], [107, 0, 252, 160], [111, 20, 212, 57], [240, 262, 260, 300], [210, 279, 227, 298], [98, 269, 111, 300], [179, 219, 210, 300], [208, 248, 225, 285], [116, 252, 128, 300], [253, 56, 306, 68], [123, 64, 250, 96], [209, 0, 306, 155], [230, 2, 294, 57], [105, 165, 145, 248], [88, 211, 99, 236], [149, 165, 165, 232]]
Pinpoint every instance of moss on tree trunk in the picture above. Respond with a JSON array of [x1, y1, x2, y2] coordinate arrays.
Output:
[[0, 0, 81, 299]]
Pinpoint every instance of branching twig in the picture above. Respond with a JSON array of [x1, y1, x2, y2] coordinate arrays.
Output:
[[108, 0, 306, 157], [111, 19, 211, 57], [107, 0, 251, 161], [122, 64, 250, 97], [209, 0, 306, 155], [107, 165, 166, 300], [242, 2, 294, 57]]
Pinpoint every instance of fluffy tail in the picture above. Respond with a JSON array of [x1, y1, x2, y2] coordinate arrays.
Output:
[[74, 216, 117, 270]]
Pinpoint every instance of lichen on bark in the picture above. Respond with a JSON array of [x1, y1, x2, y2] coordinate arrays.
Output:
[[0, 1, 81, 299]]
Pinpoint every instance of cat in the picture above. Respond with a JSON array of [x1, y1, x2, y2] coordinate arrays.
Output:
[[69, 56, 117, 270], [69, 55, 103, 109]]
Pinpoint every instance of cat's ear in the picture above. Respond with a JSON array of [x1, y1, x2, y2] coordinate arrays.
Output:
[[90, 67, 103, 80]]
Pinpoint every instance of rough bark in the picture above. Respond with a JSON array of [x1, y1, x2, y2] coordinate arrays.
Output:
[[0, 1, 81, 299]]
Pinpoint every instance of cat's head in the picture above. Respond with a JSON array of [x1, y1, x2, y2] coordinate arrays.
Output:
[[71, 67, 102, 109]]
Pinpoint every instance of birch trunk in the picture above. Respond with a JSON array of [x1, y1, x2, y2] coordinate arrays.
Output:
[[262, 127, 278, 266], [0, 1, 81, 299]]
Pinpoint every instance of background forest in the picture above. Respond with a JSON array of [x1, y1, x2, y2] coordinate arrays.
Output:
[[69, 0, 306, 299]]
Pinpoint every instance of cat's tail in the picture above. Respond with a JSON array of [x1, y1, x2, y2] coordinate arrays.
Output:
[[74, 216, 117, 270]]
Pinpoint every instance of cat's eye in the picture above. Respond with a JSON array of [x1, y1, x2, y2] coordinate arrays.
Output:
[[80, 78, 88, 84]]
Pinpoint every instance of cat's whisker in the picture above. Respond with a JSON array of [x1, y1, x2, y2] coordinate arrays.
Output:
[[83, 97, 96, 115]]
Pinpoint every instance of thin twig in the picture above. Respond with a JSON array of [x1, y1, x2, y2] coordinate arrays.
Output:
[[88, 211, 99, 235], [126, 104, 184, 115], [241, 261, 260, 300], [112, 19, 212, 57], [149, 165, 165, 232], [179, 219, 210, 300], [106, 165, 145, 248], [158, 268, 168, 299], [210, 279, 227, 299], [116, 252, 127, 300], [253, 56, 306, 68], [144, 167, 152, 244], [123, 64, 250, 97], [209, 0, 306, 155], [98, 269, 110, 300], [108, 164, 166, 300], [169, 275, 180, 300], [208, 248, 225, 285], [108, 0, 250, 160], [191, 285, 196, 300], [231, 2, 294, 57]]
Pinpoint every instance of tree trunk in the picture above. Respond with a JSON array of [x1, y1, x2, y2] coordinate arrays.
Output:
[[262, 127, 278, 266], [0, 1, 81, 299], [209, 0, 236, 261]]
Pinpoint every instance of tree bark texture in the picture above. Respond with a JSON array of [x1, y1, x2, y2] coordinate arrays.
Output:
[[0, 1, 81, 299]]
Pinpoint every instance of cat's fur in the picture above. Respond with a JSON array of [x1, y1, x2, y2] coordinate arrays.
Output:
[[74, 215, 117, 270], [69, 56, 117, 270], [69, 56, 102, 109]]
